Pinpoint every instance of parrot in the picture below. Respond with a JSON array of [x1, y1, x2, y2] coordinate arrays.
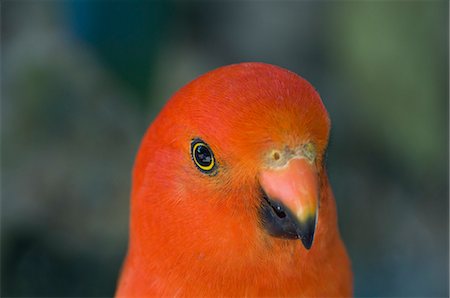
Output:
[[116, 62, 353, 297]]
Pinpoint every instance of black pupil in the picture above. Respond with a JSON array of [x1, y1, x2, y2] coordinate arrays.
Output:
[[195, 145, 212, 166]]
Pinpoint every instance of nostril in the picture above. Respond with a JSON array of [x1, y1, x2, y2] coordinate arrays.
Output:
[[273, 151, 281, 161]]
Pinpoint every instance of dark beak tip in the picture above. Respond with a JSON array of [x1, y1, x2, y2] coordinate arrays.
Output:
[[297, 216, 317, 250], [300, 234, 314, 250]]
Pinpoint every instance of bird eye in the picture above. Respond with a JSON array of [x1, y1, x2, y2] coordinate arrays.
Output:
[[191, 139, 216, 173]]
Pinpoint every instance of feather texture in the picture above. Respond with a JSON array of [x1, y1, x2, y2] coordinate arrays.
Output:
[[116, 63, 352, 297]]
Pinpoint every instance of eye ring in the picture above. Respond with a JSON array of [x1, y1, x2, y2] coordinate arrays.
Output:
[[191, 139, 216, 174]]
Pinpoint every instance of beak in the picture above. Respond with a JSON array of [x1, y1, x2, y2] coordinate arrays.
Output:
[[260, 158, 319, 249]]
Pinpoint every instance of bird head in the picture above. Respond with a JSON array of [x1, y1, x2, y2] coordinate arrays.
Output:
[[130, 63, 331, 261]]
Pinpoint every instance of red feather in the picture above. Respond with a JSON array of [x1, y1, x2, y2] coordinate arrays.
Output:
[[116, 63, 352, 297]]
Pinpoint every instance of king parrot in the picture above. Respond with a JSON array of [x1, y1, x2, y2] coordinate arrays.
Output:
[[116, 63, 353, 297]]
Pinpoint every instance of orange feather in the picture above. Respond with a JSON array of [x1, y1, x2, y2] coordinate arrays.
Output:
[[116, 63, 353, 297]]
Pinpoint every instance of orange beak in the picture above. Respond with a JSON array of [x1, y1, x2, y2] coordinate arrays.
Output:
[[260, 158, 319, 249]]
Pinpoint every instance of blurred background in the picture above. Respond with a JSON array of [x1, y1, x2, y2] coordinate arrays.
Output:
[[1, 1, 448, 297]]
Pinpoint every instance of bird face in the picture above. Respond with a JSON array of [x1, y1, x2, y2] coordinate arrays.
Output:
[[135, 63, 331, 255]]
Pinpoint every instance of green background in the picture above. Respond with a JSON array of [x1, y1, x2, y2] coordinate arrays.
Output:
[[1, 1, 448, 296]]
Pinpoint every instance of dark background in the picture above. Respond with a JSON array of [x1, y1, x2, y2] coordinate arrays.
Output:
[[1, 1, 448, 297]]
